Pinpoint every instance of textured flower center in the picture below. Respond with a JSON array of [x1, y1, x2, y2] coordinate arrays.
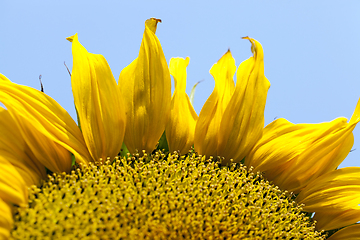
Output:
[[11, 152, 324, 239]]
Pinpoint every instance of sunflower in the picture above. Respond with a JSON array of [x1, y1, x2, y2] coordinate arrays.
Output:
[[1, 18, 360, 239]]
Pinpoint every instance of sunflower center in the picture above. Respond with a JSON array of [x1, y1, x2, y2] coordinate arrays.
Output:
[[11, 152, 324, 239]]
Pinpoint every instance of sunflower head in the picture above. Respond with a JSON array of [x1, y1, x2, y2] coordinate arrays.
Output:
[[11, 153, 324, 239]]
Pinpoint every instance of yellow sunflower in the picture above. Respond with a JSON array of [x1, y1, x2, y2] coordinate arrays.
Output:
[[0, 18, 359, 239]]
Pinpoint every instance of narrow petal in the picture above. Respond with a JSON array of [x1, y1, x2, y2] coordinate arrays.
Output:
[[194, 50, 236, 157], [218, 37, 270, 163], [0, 155, 28, 207], [245, 99, 360, 193], [0, 74, 91, 171], [67, 34, 126, 163], [166, 57, 198, 154], [327, 224, 360, 240], [119, 18, 171, 154], [0, 199, 13, 240], [190, 80, 202, 106]]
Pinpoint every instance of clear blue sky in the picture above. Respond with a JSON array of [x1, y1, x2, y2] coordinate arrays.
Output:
[[1, 1, 360, 168]]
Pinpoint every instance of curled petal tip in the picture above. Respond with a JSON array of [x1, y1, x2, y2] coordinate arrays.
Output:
[[242, 36, 259, 56], [241, 36, 256, 45], [145, 18, 162, 33], [150, 18, 162, 23], [66, 34, 77, 43]]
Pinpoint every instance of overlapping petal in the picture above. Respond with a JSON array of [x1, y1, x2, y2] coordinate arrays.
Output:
[[218, 38, 270, 163], [119, 18, 171, 154], [194, 38, 270, 163], [194, 50, 236, 157], [327, 224, 360, 240], [67, 34, 126, 163], [245, 99, 360, 193], [0, 107, 46, 186], [313, 209, 360, 231], [0, 198, 13, 240], [296, 167, 360, 230], [0, 74, 91, 172], [296, 167, 360, 212], [0, 155, 28, 207], [0, 18, 359, 238], [166, 57, 198, 154]]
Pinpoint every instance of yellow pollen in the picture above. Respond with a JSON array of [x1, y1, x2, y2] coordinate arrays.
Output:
[[11, 152, 324, 239]]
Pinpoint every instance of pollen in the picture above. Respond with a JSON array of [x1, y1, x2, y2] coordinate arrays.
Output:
[[11, 152, 325, 239]]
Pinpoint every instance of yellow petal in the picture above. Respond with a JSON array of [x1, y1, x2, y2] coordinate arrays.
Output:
[[0, 107, 46, 186], [218, 37, 270, 163], [119, 18, 171, 154], [326, 223, 360, 240], [296, 167, 360, 212], [2, 153, 44, 187], [0, 199, 13, 240], [68, 33, 126, 163], [194, 50, 236, 157], [0, 155, 28, 207], [246, 99, 360, 193], [166, 57, 198, 154], [314, 210, 360, 231], [0, 74, 91, 171], [295, 167, 360, 230]]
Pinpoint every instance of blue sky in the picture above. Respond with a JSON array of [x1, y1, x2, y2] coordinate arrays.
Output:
[[1, 1, 360, 168]]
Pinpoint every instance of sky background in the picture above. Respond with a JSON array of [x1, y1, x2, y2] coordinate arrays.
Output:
[[1, 1, 360, 168]]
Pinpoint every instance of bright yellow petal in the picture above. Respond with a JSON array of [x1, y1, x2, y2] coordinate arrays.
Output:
[[245, 99, 360, 193], [326, 223, 360, 240], [0, 155, 28, 207], [1, 151, 44, 187], [296, 167, 360, 230], [0, 107, 46, 186], [67, 33, 126, 163], [166, 57, 198, 154], [119, 18, 171, 154], [194, 50, 236, 157], [314, 210, 360, 231], [0, 74, 91, 171], [0, 199, 13, 240], [218, 37, 270, 163], [296, 167, 360, 212]]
